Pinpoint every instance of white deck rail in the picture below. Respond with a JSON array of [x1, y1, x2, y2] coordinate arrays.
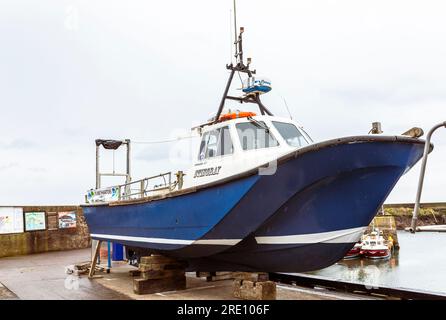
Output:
[[86, 172, 175, 203]]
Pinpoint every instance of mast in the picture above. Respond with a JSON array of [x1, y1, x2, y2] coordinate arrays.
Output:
[[214, 0, 273, 123]]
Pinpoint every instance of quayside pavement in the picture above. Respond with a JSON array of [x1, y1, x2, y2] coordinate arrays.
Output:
[[0, 248, 376, 300]]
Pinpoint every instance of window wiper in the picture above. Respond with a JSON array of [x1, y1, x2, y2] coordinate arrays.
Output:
[[247, 116, 270, 133]]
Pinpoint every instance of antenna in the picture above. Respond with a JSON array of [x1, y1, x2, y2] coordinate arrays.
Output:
[[233, 0, 238, 61], [210, 0, 274, 124], [283, 97, 293, 120], [229, 9, 233, 63]]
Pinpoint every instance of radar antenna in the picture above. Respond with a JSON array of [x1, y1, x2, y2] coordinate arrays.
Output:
[[213, 0, 273, 124]]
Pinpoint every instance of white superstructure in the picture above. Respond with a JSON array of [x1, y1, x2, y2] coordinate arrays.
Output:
[[182, 114, 313, 188]]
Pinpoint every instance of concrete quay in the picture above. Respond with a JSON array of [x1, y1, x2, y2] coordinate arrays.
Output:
[[0, 248, 376, 300]]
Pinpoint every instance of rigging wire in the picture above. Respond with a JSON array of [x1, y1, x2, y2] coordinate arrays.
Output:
[[237, 71, 244, 87], [283, 97, 293, 120], [132, 135, 198, 145]]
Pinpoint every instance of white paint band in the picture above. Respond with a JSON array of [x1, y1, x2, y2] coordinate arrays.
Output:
[[90, 233, 241, 246], [91, 226, 366, 247], [254, 226, 367, 245]]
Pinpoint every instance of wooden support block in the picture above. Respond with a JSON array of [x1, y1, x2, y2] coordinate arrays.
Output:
[[196, 272, 212, 278], [139, 261, 187, 272], [133, 275, 186, 295], [140, 255, 179, 265], [206, 272, 236, 282], [141, 269, 185, 280], [134, 254, 187, 294], [233, 279, 276, 300], [234, 272, 269, 282], [129, 270, 141, 277], [196, 271, 236, 281]]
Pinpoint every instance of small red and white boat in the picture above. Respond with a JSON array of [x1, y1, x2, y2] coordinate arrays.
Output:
[[343, 242, 362, 259], [360, 230, 391, 259]]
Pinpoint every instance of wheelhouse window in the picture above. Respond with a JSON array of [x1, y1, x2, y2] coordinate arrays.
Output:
[[272, 121, 309, 148], [217, 126, 233, 156], [236, 122, 278, 151], [198, 126, 233, 160]]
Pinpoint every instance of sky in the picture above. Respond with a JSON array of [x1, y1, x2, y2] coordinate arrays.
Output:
[[0, 0, 445, 205]]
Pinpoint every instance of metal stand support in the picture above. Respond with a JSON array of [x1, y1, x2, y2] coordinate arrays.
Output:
[[410, 121, 446, 233], [107, 241, 112, 270]]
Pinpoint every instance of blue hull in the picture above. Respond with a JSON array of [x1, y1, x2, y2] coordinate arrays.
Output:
[[189, 138, 425, 271], [83, 136, 426, 271], [83, 175, 261, 257]]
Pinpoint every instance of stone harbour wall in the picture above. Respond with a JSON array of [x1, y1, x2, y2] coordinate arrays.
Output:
[[383, 203, 446, 230], [0, 205, 91, 258]]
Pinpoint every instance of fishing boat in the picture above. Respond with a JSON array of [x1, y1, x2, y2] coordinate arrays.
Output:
[[360, 230, 391, 259], [343, 242, 362, 259], [82, 15, 429, 272]]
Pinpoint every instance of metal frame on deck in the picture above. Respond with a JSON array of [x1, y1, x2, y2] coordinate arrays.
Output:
[[95, 139, 131, 189], [92, 139, 132, 274]]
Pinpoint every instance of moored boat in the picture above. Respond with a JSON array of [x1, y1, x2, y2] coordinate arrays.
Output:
[[344, 242, 362, 259], [360, 230, 391, 259]]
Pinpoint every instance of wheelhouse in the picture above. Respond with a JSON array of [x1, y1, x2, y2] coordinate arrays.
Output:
[[195, 115, 313, 165], [181, 114, 314, 189]]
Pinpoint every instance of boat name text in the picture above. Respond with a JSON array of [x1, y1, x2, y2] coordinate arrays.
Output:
[[194, 166, 222, 178]]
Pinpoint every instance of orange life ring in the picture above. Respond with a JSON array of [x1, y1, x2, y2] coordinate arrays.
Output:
[[219, 111, 256, 121]]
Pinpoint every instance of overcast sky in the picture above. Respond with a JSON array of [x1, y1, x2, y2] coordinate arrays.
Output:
[[0, 0, 445, 205]]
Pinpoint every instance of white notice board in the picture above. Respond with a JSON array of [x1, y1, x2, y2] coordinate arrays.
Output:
[[0, 207, 24, 234]]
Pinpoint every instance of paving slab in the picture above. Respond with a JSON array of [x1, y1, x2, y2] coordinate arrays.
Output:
[[0, 249, 129, 300]]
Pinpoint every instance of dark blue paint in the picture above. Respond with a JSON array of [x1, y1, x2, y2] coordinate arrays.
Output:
[[188, 242, 356, 272], [189, 141, 425, 271], [83, 175, 260, 252]]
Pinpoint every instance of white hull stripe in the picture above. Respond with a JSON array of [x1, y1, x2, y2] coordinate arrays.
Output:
[[90, 233, 241, 246], [194, 239, 241, 245], [91, 226, 365, 247], [255, 226, 367, 245]]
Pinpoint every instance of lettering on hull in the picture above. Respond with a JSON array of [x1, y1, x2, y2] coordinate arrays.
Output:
[[194, 166, 222, 178]]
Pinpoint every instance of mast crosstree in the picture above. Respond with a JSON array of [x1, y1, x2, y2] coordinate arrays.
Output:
[[214, 0, 273, 124]]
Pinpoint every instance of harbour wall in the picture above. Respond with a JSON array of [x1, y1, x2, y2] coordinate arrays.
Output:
[[0, 206, 91, 258], [383, 203, 446, 230]]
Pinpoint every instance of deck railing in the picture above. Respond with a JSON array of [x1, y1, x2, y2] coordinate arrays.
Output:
[[86, 172, 175, 203]]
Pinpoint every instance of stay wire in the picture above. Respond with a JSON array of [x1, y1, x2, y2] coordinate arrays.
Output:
[[132, 135, 197, 145]]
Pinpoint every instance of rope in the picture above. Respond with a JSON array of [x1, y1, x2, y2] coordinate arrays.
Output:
[[237, 71, 245, 87], [132, 135, 198, 145]]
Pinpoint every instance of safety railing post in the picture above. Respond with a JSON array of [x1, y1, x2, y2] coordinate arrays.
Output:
[[140, 180, 145, 198]]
